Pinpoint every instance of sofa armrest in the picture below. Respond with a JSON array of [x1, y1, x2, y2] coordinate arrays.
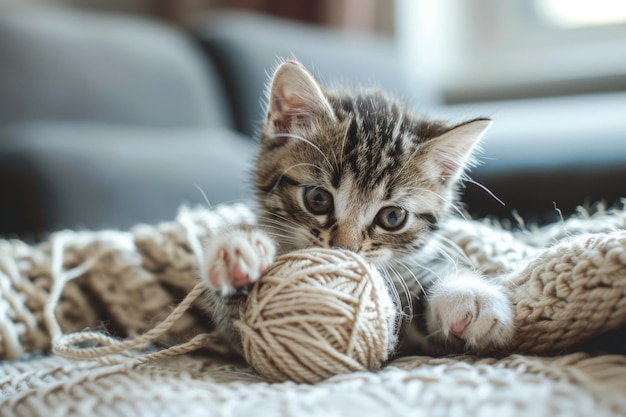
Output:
[[0, 122, 256, 236]]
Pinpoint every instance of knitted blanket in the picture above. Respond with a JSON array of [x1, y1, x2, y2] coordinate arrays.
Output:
[[1, 203, 625, 417]]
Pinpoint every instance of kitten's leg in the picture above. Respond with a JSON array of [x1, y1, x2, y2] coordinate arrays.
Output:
[[426, 271, 514, 353], [199, 228, 276, 353], [201, 228, 276, 296]]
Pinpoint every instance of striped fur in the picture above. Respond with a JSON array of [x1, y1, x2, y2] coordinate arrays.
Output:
[[205, 61, 513, 357], [255, 61, 488, 267], [249, 61, 515, 355]]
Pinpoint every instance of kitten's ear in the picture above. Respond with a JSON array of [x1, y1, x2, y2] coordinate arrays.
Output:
[[428, 118, 491, 182], [267, 61, 336, 132]]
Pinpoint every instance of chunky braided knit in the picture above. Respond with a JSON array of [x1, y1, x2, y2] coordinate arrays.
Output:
[[1, 202, 626, 364], [0, 204, 256, 360], [1, 202, 625, 417], [437, 205, 626, 354], [510, 231, 626, 353]]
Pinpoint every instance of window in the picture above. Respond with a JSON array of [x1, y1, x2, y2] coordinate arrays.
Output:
[[537, 0, 626, 28], [396, 0, 626, 103]]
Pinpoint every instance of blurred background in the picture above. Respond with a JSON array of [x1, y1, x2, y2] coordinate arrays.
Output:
[[1, 0, 625, 240]]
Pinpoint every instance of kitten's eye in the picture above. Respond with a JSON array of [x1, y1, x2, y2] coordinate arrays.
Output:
[[376, 206, 407, 231], [304, 187, 334, 215]]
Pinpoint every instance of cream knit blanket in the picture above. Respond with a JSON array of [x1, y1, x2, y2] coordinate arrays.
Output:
[[0, 203, 625, 417]]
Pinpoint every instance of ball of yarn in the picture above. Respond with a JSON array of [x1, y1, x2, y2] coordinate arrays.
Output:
[[236, 248, 399, 384]]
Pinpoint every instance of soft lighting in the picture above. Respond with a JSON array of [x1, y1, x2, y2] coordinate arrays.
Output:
[[536, 0, 626, 27]]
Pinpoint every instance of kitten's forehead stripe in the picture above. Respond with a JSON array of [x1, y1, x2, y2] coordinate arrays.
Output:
[[329, 93, 424, 194], [332, 166, 342, 188], [346, 118, 359, 172]]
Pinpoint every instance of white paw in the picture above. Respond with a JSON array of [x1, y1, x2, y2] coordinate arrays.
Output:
[[202, 229, 276, 296], [428, 275, 514, 352]]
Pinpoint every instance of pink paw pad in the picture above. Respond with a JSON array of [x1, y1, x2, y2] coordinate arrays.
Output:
[[450, 319, 469, 337], [209, 266, 222, 288], [203, 230, 276, 294], [232, 261, 250, 287]]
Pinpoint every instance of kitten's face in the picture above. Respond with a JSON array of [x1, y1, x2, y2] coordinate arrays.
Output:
[[254, 61, 490, 265]]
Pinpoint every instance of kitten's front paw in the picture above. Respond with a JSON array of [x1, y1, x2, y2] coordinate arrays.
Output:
[[428, 276, 514, 352], [202, 229, 276, 296]]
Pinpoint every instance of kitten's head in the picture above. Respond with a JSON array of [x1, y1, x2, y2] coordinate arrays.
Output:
[[254, 61, 490, 265]]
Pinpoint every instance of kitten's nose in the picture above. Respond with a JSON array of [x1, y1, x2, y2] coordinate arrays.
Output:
[[330, 226, 361, 253]]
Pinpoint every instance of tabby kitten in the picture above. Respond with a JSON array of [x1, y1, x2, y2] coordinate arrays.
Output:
[[202, 61, 513, 355]]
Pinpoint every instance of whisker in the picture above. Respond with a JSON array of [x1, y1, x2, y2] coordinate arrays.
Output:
[[256, 224, 301, 242], [269, 162, 321, 194], [395, 254, 444, 292], [259, 230, 296, 243], [260, 214, 327, 246], [193, 183, 213, 209], [463, 175, 506, 207], [391, 259, 429, 301], [435, 235, 472, 265], [271, 133, 333, 172], [431, 246, 459, 274], [257, 213, 308, 234], [257, 213, 324, 251], [411, 187, 468, 220], [381, 263, 413, 319], [257, 217, 302, 233]]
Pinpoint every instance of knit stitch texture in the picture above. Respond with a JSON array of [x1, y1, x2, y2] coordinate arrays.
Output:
[[1, 202, 625, 417]]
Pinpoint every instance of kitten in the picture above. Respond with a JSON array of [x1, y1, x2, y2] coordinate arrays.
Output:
[[201, 60, 513, 356]]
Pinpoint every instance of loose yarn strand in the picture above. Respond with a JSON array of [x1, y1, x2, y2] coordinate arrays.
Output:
[[52, 282, 208, 363], [45, 231, 118, 343], [48, 210, 227, 365]]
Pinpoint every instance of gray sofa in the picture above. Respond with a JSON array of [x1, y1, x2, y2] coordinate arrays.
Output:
[[1, 6, 625, 239], [0, 7, 253, 237]]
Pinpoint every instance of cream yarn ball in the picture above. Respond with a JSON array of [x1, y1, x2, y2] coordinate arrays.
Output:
[[236, 248, 399, 384]]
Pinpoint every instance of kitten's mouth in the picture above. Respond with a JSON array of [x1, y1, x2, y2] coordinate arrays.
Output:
[[277, 236, 390, 265], [356, 251, 390, 266]]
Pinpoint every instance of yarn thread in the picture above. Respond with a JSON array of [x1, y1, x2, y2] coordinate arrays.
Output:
[[47, 208, 232, 366]]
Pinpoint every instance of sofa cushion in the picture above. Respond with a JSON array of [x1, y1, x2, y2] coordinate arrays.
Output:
[[195, 12, 413, 137], [0, 6, 232, 128]]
